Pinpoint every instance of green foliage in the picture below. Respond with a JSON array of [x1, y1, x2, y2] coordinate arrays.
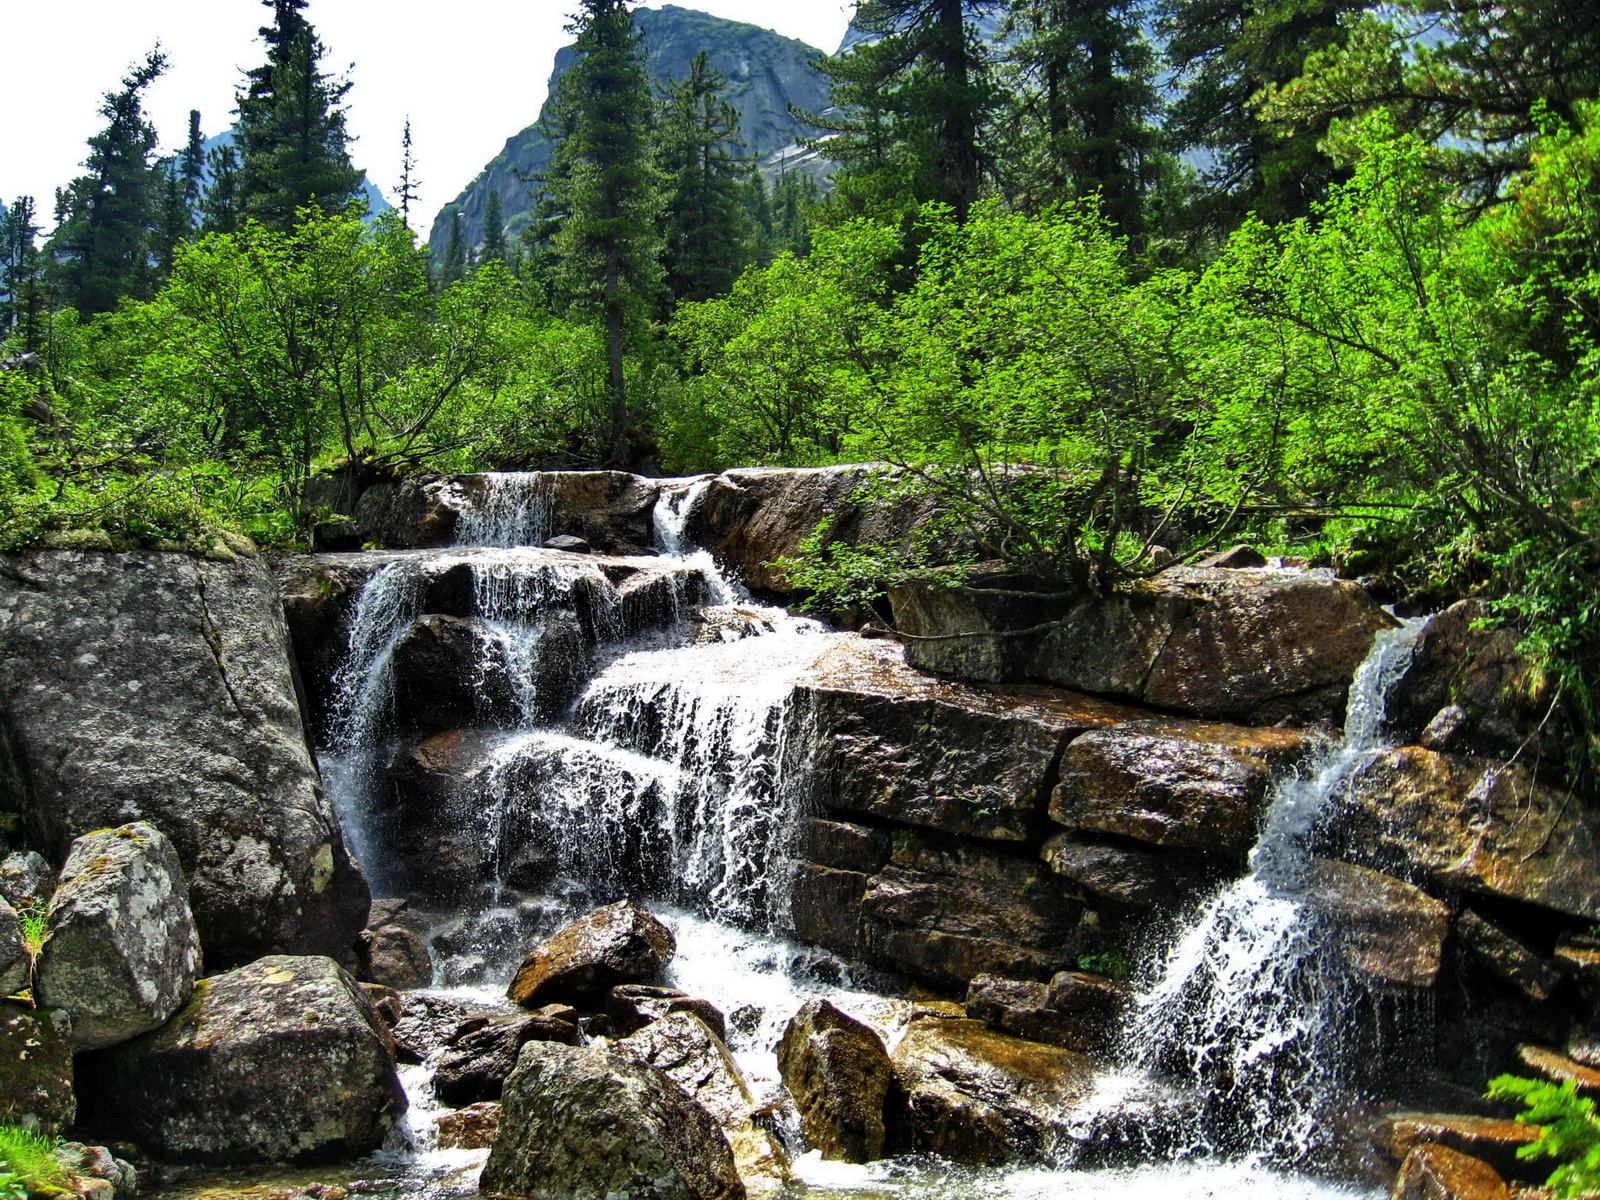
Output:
[[1077, 950, 1129, 980], [1488, 1075, 1600, 1197], [15, 903, 46, 959], [0, 1127, 71, 1198]]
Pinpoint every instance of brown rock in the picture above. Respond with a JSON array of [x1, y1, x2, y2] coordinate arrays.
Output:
[[1197, 545, 1270, 569], [606, 985, 727, 1040], [790, 865, 867, 958], [507, 901, 675, 1009], [434, 1101, 500, 1150], [1394, 1144, 1509, 1200], [1304, 860, 1450, 989], [776, 999, 891, 1163], [1382, 1113, 1541, 1179], [1339, 749, 1600, 921], [798, 819, 891, 875], [1050, 719, 1320, 855], [359, 925, 433, 991], [1040, 831, 1213, 909], [965, 973, 1125, 1053], [1516, 1044, 1600, 1093], [359, 983, 403, 1027], [434, 1015, 580, 1107], [1456, 912, 1561, 1003]]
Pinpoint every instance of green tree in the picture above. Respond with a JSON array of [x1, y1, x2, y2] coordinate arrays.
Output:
[[440, 210, 468, 286], [180, 110, 207, 209], [235, 0, 363, 230], [0, 198, 45, 351], [479, 189, 507, 268], [540, 0, 665, 465], [46, 51, 167, 315], [398, 117, 421, 228], [658, 51, 752, 304]]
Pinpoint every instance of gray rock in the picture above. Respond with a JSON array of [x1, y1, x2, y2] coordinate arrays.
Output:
[[0, 550, 369, 965], [1040, 831, 1211, 909], [35, 823, 201, 1050], [0, 896, 26, 997], [54, 1144, 137, 1200], [0, 850, 52, 909], [0, 1005, 74, 1132], [480, 1040, 745, 1200], [433, 1013, 579, 1107], [81, 955, 406, 1165], [776, 999, 891, 1164], [605, 984, 727, 1040], [543, 534, 591, 553]]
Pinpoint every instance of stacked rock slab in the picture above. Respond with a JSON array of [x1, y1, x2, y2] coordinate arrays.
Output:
[[0, 550, 368, 964]]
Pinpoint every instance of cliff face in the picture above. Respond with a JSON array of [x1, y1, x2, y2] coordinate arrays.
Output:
[[427, 5, 830, 259]]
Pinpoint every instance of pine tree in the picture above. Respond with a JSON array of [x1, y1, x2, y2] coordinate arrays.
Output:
[[398, 118, 421, 228], [440, 210, 468, 285], [151, 157, 192, 280], [479, 189, 507, 268], [809, 0, 1003, 221], [202, 143, 243, 233], [181, 110, 207, 209], [236, 0, 363, 230], [658, 51, 753, 305], [46, 50, 166, 315], [0, 197, 45, 351], [541, 0, 665, 465]]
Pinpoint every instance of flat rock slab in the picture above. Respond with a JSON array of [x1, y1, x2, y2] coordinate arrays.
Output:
[[1381, 1113, 1541, 1179], [1304, 859, 1449, 990], [36, 822, 201, 1050], [1456, 911, 1561, 1003], [82, 955, 405, 1165], [508, 900, 675, 1008], [1516, 1044, 1600, 1093]]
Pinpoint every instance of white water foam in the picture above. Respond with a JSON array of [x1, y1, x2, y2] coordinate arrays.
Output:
[[454, 472, 554, 548]]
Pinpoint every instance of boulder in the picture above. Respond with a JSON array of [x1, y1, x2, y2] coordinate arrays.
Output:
[[615, 568, 711, 637], [776, 999, 892, 1163], [1337, 748, 1600, 921], [81, 955, 406, 1165], [1393, 1144, 1509, 1200], [435, 1101, 500, 1150], [0, 896, 26, 997], [893, 565, 1397, 725], [357, 924, 433, 991], [392, 992, 501, 1064], [605, 984, 727, 1040], [619, 1012, 788, 1193], [1380, 1113, 1541, 1179], [965, 972, 1127, 1054], [479, 1040, 745, 1200], [1049, 720, 1320, 856], [390, 614, 520, 727], [54, 1143, 137, 1200], [35, 823, 201, 1050], [508, 901, 675, 1009], [350, 475, 467, 548], [790, 865, 870, 959], [544, 535, 592, 554], [1455, 911, 1562, 1003], [433, 1014, 580, 1107], [798, 639, 1141, 842], [1303, 860, 1450, 990], [0, 850, 52, 909], [0, 550, 368, 965], [0, 1006, 74, 1132], [360, 982, 404, 1028], [542, 471, 662, 555], [887, 1016, 1098, 1165]]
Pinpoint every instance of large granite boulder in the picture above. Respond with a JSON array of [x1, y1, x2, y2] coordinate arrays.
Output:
[[0, 1006, 74, 1132], [0, 551, 369, 965], [797, 639, 1142, 843], [0, 896, 26, 997], [893, 564, 1396, 725], [508, 901, 675, 1008], [606, 984, 727, 1040], [540, 472, 662, 555], [81, 955, 406, 1165], [34, 823, 201, 1050], [1336, 747, 1600, 920], [619, 1012, 789, 1194], [480, 1040, 745, 1200], [1303, 860, 1449, 990], [350, 475, 468, 548], [1049, 719, 1321, 856], [776, 999, 892, 1163]]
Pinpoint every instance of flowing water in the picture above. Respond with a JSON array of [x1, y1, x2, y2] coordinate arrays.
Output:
[[299, 472, 1410, 1200]]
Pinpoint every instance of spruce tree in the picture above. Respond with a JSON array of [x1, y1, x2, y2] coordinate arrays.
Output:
[[398, 118, 421, 228], [1, 197, 44, 351], [46, 50, 166, 315], [479, 189, 507, 268], [201, 143, 243, 234], [658, 51, 752, 304], [236, 0, 363, 229], [440, 210, 468, 285], [541, 0, 665, 465], [151, 157, 192, 280], [181, 110, 207, 209]]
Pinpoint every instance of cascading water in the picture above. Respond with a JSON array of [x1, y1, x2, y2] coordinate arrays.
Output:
[[453, 472, 554, 548], [1118, 615, 1430, 1162]]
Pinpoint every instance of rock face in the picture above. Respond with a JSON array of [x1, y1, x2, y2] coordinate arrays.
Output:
[[480, 1040, 745, 1200], [35, 823, 201, 1050], [893, 564, 1397, 725], [1303, 860, 1450, 990], [1455, 910, 1561, 1002], [435, 1101, 501, 1150], [0, 896, 26, 997], [776, 999, 891, 1163], [0, 850, 52, 909], [508, 901, 676, 1008], [0, 551, 368, 965], [1336, 748, 1600, 920], [0, 1006, 74, 1132], [82, 955, 405, 1165], [965, 972, 1127, 1053]]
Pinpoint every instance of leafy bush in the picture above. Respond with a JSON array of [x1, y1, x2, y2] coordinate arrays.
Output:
[[1488, 1074, 1600, 1197]]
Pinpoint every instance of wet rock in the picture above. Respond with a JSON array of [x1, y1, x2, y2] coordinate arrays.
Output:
[[543, 471, 662, 555], [359, 983, 403, 1027], [507, 900, 675, 1009], [1456, 911, 1562, 1003], [791, 865, 869, 958], [1196, 545, 1269, 569], [349, 475, 466, 548], [894, 565, 1396, 725], [35, 823, 201, 1051], [358, 924, 433, 991], [1304, 860, 1450, 990], [0, 1005, 74, 1132], [605, 985, 726, 1040], [54, 1143, 137, 1200], [798, 819, 891, 876], [799, 640, 1139, 843], [434, 1014, 580, 1107], [1337, 748, 1600, 921], [0, 550, 368, 965], [82, 955, 406, 1165], [619, 1012, 788, 1193], [0, 850, 52, 909], [776, 999, 892, 1163], [1040, 831, 1211, 909], [435, 1101, 500, 1150], [391, 992, 501, 1064], [1049, 719, 1320, 856], [0, 897, 26, 997], [1381, 1113, 1541, 1179], [480, 1040, 745, 1200], [615, 568, 710, 637], [544, 534, 591, 553], [1554, 936, 1600, 992], [887, 1016, 1098, 1165], [391, 614, 520, 727], [965, 972, 1127, 1054], [1515, 1044, 1600, 1093], [1394, 1143, 1509, 1200]]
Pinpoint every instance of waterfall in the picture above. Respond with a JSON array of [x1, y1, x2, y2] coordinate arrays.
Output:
[[454, 472, 553, 548], [1118, 616, 1429, 1161]]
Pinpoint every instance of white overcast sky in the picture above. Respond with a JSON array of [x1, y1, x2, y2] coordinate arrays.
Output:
[[0, 1, 855, 232]]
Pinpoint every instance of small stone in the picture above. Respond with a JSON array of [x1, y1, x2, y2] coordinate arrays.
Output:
[[1196, 545, 1269, 569], [1393, 1143, 1508, 1200], [605, 984, 726, 1040], [358, 925, 432, 991], [1382, 1113, 1541, 1178], [543, 534, 592, 553]]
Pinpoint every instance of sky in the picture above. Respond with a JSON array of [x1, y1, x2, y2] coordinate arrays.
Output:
[[0, 1, 856, 233]]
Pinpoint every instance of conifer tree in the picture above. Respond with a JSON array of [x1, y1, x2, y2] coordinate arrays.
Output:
[[440, 210, 468, 286], [151, 157, 192, 279], [201, 143, 242, 234], [236, 0, 362, 230], [47, 50, 166, 314], [541, 0, 665, 465], [0, 197, 44, 350], [658, 51, 752, 304], [180, 110, 207, 209], [479, 189, 507, 268], [398, 118, 421, 228]]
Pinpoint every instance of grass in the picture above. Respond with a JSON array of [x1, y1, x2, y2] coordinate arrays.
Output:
[[0, 1128, 73, 1198], [15, 906, 46, 958]]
